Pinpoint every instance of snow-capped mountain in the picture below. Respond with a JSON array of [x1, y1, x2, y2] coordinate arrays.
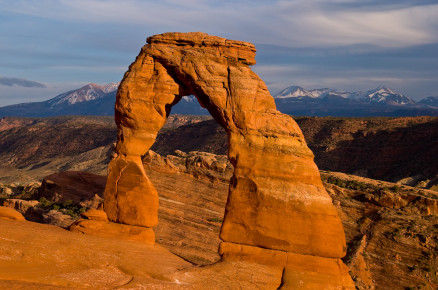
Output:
[[418, 96, 438, 107], [102, 82, 120, 93], [0, 82, 209, 117], [48, 83, 119, 107], [275, 86, 332, 99], [275, 85, 415, 105], [0, 82, 120, 117], [273, 85, 438, 117], [359, 86, 415, 105], [275, 85, 361, 100], [0, 82, 437, 118]]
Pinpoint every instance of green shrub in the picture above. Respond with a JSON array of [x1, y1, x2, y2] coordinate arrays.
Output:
[[324, 176, 373, 191], [38, 197, 86, 218], [207, 217, 223, 223], [38, 197, 53, 208]]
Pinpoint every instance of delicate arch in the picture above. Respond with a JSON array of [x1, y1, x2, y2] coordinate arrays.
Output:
[[102, 32, 354, 288]]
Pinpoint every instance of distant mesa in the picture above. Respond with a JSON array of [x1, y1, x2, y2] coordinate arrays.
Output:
[[74, 31, 355, 288]]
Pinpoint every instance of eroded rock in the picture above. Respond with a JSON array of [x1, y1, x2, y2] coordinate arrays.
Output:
[[2, 199, 43, 222], [70, 219, 155, 244], [42, 209, 75, 228], [38, 171, 106, 203], [0, 206, 25, 221], [102, 32, 352, 287]]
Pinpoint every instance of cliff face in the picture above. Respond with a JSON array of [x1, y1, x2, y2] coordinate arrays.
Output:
[[297, 116, 438, 185], [0, 116, 116, 169]]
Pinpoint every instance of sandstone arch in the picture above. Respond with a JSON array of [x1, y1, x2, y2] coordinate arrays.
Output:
[[103, 32, 354, 288]]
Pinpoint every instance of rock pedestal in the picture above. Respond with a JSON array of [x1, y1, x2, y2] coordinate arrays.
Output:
[[102, 32, 354, 287]]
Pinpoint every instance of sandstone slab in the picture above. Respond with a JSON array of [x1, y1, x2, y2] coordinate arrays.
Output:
[[281, 252, 355, 289], [80, 208, 108, 221], [0, 219, 190, 288], [70, 219, 155, 244], [0, 206, 25, 221]]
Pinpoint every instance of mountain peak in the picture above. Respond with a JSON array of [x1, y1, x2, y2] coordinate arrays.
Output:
[[274, 85, 321, 99], [418, 96, 438, 107], [275, 85, 356, 99], [48, 82, 119, 107], [102, 82, 120, 93], [361, 86, 414, 105]]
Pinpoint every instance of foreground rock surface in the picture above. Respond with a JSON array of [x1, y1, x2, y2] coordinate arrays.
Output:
[[0, 219, 352, 289], [0, 219, 191, 289], [1, 152, 437, 288]]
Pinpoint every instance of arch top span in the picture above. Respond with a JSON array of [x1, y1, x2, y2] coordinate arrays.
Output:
[[146, 32, 257, 66], [101, 32, 354, 288]]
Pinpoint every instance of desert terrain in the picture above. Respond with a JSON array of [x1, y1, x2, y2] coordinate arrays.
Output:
[[0, 114, 437, 288]]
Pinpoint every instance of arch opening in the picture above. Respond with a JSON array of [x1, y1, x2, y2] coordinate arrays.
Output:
[[143, 112, 231, 264]]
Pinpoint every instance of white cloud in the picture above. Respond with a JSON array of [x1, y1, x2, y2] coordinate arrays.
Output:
[[0, 82, 85, 106], [0, 76, 46, 88], [1, 0, 438, 48], [1, 0, 437, 103]]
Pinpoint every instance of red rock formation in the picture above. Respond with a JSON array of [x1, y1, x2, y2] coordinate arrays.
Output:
[[38, 171, 106, 204], [103, 32, 353, 288], [0, 206, 25, 221]]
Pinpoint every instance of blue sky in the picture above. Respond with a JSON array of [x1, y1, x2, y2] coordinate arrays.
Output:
[[0, 0, 437, 105]]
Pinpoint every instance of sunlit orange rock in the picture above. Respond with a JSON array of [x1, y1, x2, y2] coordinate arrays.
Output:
[[0, 206, 25, 221], [103, 32, 353, 287]]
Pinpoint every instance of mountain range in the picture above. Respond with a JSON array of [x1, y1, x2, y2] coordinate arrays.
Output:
[[0, 83, 119, 117], [0, 82, 207, 117], [274, 85, 438, 116], [274, 85, 417, 105], [0, 83, 437, 117]]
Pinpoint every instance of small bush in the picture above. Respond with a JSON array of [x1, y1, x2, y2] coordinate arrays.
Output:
[[38, 197, 53, 208], [388, 185, 401, 193], [207, 217, 223, 223], [324, 176, 373, 191], [38, 197, 86, 218]]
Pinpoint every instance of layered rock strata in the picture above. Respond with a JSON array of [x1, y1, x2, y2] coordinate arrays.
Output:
[[103, 32, 353, 287]]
